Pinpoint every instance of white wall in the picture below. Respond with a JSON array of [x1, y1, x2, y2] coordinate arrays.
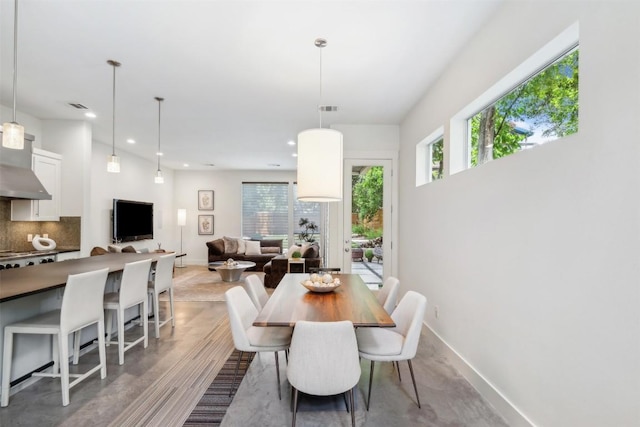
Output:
[[173, 169, 297, 265], [89, 141, 175, 254], [399, 2, 639, 426]]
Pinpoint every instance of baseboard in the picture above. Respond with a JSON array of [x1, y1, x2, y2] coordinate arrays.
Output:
[[424, 323, 535, 427]]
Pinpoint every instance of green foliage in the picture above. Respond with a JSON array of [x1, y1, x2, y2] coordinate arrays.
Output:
[[353, 166, 383, 221], [364, 249, 374, 261], [471, 49, 579, 166], [363, 228, 383, 240], [352, 223, 368, 236], [297, 218, 318, 242], [291, 251, 302, 258], [431, 138, 444, 180]]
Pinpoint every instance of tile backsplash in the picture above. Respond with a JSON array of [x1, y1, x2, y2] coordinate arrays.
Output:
[[0, 200, 81, 251]]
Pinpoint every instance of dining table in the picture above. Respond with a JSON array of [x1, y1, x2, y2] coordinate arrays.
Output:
[[253, 273, 395, 328]]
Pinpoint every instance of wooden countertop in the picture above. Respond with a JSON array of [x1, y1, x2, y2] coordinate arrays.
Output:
[[0, 252, 166, 303]]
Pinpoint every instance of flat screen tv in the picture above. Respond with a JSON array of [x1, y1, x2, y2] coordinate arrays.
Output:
[[112, 199, 154, 242]]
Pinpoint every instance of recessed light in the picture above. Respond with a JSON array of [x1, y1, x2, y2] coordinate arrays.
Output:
[[287, 140, 296, 146], [183, 163, 189, 167], [156, 152, 163, 156], [292, 153, 298, 157], [84, 112, 96, 118], [126, 138, 135, 144]]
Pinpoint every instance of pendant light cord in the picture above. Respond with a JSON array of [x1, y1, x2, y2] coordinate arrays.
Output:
[[11, 0, 18, 123], [157, 98, 162, 171], [318, 44, 323, 129], [111, 63, 116, 156]]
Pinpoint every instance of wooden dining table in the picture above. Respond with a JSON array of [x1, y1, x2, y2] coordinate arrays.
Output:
[[253, 273, 395, 328]]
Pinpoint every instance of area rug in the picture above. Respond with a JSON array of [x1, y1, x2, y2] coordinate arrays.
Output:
[[183, 349, 252, 426], [164, 266, 265, 302]]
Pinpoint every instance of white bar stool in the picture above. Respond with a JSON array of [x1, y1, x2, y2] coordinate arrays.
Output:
[[104, 258, 152, 365], [1, 268, 110, 407], [147, 253, 177, 338]]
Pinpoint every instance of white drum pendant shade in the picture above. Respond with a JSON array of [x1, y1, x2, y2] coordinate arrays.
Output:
[[2, 122, 24, 150], [297, 128, 343, 202]]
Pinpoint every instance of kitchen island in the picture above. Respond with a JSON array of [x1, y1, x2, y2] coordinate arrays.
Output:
[[0, 252, 169, 398]]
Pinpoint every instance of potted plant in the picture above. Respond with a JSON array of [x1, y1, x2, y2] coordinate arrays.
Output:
[[291, 250, 302, 259], [365, 249, 374, 262], [351, 243, 364, 261], [297, 218, 318, 243]]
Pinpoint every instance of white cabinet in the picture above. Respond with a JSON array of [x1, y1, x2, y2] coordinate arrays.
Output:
[[11, 149, 62, 221], [56, 251, 80, 261]]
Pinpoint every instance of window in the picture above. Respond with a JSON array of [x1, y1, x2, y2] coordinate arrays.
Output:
[[241, 182, 322, 247], [416, 127, 444, 186], [242, 182, 289, 244], [430, 138, 444, 181], [468, 47, 579, 167]]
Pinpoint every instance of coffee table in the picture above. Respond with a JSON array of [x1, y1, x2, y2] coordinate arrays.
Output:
[[208, 261, 256, 282]]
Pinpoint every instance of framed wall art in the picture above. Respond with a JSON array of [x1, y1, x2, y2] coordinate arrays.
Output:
[[198, 190, 214, 210], [198, 215, 214, 235]]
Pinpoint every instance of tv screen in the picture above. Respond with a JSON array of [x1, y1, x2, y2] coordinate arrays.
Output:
[[113, 199, 154, 242]]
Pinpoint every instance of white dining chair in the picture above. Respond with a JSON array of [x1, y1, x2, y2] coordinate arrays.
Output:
[[225, 286, 291, 400], [1, 268, 110, 407], [104, 258, 152, 365], [243, 274, 269, 310], [356, 290, 427, 410], [377, 276, 400, 314], [147, 253, 177, 338], [287, 320, 361, 427]]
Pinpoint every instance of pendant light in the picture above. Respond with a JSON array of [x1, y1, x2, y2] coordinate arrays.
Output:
[[107, 60, 121, 173], [154, 97, 164, 184], [297, 38, 343, 202], [2, 0, 25, 150]]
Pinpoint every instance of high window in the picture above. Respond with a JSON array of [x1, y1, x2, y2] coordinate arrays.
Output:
[[468, 47, 579, 167], [415, 127, 444, 186]]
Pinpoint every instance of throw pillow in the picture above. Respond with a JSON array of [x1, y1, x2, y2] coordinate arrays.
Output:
[[236, 238, 246, 254], [301, 242, 312, 256], [288, 245, 301, 258], [302, 243, 319, 258], [122, 245, 137, 253], [223, 236, 238, 254], [245, 240, 261, 255], [206, 239, 225, 255]]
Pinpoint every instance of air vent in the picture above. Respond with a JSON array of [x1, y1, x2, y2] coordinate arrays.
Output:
[[267, 163, 281, 167], [68, 103, 88, 110], [319, 105, 338, 112], [204, 163, 215, 167]]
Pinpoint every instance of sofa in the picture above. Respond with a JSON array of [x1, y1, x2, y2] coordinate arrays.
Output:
[[263, 243, 322, 288], [207, 237, 283, 272]]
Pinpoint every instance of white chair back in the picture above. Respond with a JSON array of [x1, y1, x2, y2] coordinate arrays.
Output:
[[377, 276, 400, 314], [154, 253, 177, 292], [287, 320, 361, 396], [225, 286, 259, 351], [119, 259, 153, 308], [243, 274, 269, 310], [60, 268, 110, 334], [391, 290, 427, 359]]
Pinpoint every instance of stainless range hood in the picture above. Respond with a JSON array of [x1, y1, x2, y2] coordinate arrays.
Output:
[[0, 133, 52, 200]]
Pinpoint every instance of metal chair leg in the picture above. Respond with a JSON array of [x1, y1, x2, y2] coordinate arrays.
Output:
[[349, 388, 356, 427], [275, 351, 282, 400], [343, 391, 350, 412], [407, 359, 421, 408], [366, 360, 375, 411], [292, 387, 299, 427], [229, 350, 243, 397], [396, 360, 402, 382]]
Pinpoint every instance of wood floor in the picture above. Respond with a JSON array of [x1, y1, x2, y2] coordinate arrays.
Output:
[[0, 266, 509, 426]]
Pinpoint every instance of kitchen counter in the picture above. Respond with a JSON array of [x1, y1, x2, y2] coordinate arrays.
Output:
[[0, 247, 80, 262], [0, 252, 164, 302]]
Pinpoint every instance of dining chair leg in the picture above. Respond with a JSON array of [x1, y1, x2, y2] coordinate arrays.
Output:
[[152, 290, 161, 338], [229, 350, 244, 397], [396, 360, 402, 382], [72, 330, 81, 365], [291, 387, 299, 427], [274, 351, 282, 400], [407, 359, 421, 408], [343, 391, 349, 412], [349, 388, 356, 427], [366, 360, 375, 411]]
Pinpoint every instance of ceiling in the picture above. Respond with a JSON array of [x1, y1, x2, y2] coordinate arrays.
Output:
[[0, 0, 502, 171]]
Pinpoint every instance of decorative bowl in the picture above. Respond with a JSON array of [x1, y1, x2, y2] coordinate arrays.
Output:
[[301, 281, 341, 293]]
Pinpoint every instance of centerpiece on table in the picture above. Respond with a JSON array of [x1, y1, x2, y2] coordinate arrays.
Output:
[[224, 258, 239, 267], [301, 273, 341, 293]]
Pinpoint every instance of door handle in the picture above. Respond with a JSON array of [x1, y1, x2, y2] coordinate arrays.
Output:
[[344, 248, 350, 253]]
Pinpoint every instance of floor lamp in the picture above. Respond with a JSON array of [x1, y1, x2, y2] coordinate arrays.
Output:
[[177, 208, 187, 268]]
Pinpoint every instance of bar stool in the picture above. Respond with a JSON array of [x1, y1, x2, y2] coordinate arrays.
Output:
[[104, 258, 152, 365], [147, 253, 177, 338], [1, 268, 110, 407]]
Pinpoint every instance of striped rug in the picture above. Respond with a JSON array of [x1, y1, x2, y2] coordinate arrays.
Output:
[[183, 350, 253, 426]]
